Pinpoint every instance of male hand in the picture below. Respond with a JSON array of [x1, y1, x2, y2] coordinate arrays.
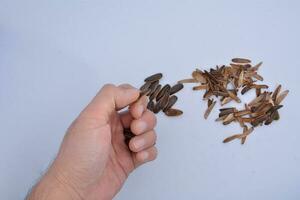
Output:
[[28, 84, 157, 200]]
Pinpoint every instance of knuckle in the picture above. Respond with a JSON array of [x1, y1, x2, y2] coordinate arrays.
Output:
[[102, 84, 116, 92], [152, 131, 157, 142], [151, 147, 158, 160], [151, 113, 157, 126], [118, 83, 133, 89], [129, 140, 138, 152], [137, 153, 145, 162]]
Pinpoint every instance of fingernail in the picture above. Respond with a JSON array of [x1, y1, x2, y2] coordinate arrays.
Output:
[[140, 151, 149, 160], [134, 138, 145, 150], [119, 85, 139, 96], [126, 88, 139, 96], [118, 84, 133, 89], [136, 105, 144, 117], [141, 95, 149, 104], [137, 121, 147, 132]]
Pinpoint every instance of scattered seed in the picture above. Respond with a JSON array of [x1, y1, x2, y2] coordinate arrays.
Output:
[[193, 85, 208, 90], [219, 108, 235, 117], [273, 110, 280, 120], [221, 97, 232, 105], [234, 110, 251, 117], [212, 91, 229, 97], [251, 115, 269, 127], [204, 100, 216, 119], [256, 88, 261, 97], [178, 78, 198, 84], [192, 70, 207, 83], [223, 127, 253, 143], [251, 61, 263, 71], [272, 84, 282, 102], [223, 134, 241, 143], [228, 91, 241, 103], [241, 126, 248, 144], [253, 73, 264, 81], [275, 90, 289, 105], [241, 85, 252, 95]]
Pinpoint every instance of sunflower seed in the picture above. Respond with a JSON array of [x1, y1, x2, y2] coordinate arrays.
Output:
[[157, 93, 170, 111], [144, 73, 163, 82], [253, 73, 264, 81], [219, 108, 235, 117], [139, 81, 152, 95], [153, 103, 161, 114], [156, 84, 171, 101], [148, 81, 159, 95], [149, 84, 161, 101], [272, 84, 282, 102], [170, 83, 184, 95], [228, 91, 241, 103], [223, 127, 253, 143], [241, 126, 248, 144], [231, 58, 251, 64], [204, 99, 216, 119], [192, 70, 207, 83], [212, 91, 229, 97], [178, 78, 198, 84], [251, 115, 269, 127], [193, 85, 208, 90], [164, 108, 183, 116], [275, 90, 289, 105], [147, 100, 155, 111], [241, 85, 252, 95], [251, 61, 263, 71], [234, 110, 251, 117], [163, 95, 178, 112], [221, 97, 232, 105], [223, 134, 241, 143]]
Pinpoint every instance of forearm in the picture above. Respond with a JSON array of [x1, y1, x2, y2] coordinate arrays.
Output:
[[27, 170, 82, 200]]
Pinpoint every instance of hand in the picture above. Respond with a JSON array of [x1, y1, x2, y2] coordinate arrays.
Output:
[[27, 84, 158, 200]]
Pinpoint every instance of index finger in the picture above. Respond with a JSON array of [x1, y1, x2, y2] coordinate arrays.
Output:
[[129, 95, 148, 119]]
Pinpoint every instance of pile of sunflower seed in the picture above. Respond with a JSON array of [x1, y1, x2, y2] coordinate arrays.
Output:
[[178, 58, 289, 144]]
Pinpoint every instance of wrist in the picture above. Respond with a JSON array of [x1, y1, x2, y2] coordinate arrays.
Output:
[[27, 168, 82, 200]]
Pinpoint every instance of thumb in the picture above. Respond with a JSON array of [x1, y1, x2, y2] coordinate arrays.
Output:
[[80, 84, 140, 123]]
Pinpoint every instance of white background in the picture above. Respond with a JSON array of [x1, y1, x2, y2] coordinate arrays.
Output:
[[1, 0, 300, 199]]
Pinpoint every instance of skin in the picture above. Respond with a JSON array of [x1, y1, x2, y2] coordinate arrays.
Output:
[[27, 84, 158, 200]]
